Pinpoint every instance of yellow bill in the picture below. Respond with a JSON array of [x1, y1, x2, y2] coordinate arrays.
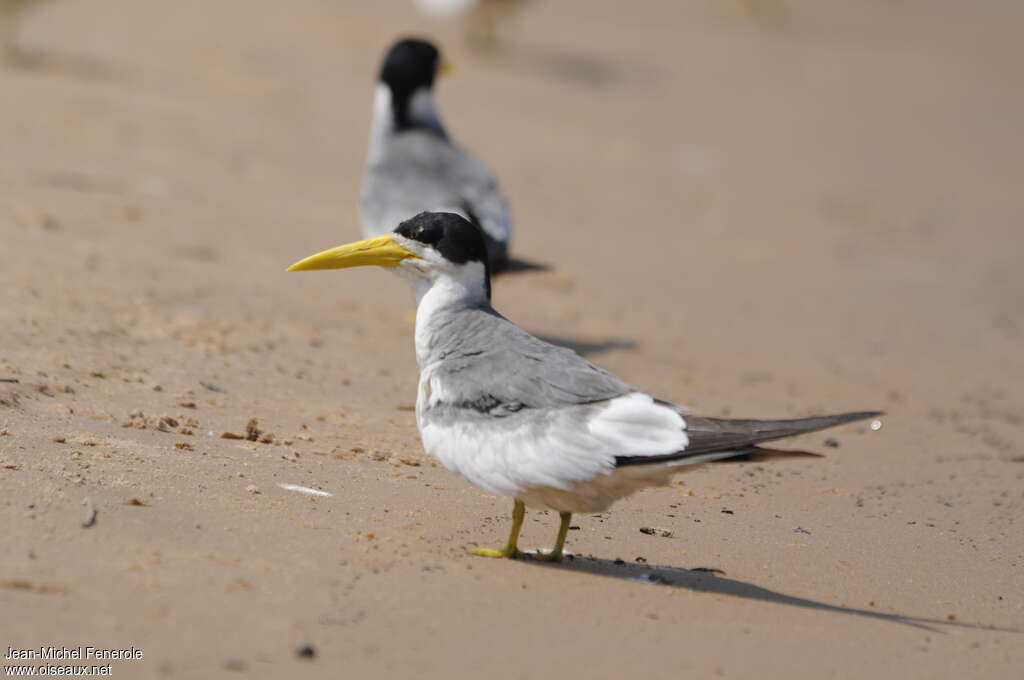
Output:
[[438, 58, 455, 77], [286, 234, 418, 272]]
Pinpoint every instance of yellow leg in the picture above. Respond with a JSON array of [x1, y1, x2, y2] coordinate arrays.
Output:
[[522, 511, 571, 562], [467, 499, 525, 559]]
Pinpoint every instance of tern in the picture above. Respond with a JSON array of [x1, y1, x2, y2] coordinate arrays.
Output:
[[413, 0, 532, 53], [288, 212, 880, 561], [362, 38, 514, 272]]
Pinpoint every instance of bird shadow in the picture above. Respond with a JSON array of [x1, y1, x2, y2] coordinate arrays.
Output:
[[495, 257, 552, 275], [718, 447, 823, 463], [482, 40, 661, 90], [5, 47, 130, 83], [521, 556, 1018, 634], [533, 334, 637, 357]]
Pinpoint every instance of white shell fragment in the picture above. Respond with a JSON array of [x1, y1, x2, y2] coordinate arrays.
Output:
[[277, 483, 333, 497]]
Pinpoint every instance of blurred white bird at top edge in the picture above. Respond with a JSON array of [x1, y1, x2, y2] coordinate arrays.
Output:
[[414, 0, 533, 53], [0, 0, 52, 64]]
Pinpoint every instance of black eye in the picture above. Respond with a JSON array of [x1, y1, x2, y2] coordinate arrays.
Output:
[[420, 225, 442, 244]]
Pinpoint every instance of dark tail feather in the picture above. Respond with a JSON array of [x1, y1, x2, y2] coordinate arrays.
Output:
[[615, 411, 881, 467], [683, 411, 882, 455]]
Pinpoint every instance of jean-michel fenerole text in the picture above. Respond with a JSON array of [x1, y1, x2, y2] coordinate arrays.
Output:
[[6, 647, 143, 661]]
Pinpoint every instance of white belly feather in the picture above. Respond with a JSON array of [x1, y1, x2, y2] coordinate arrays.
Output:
[[417, 386, 696, 513]]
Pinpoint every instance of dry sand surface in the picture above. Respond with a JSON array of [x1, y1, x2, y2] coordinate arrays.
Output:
[[2, 1, 1022, 677]]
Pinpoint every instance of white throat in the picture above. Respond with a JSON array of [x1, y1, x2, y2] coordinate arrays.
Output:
[[367, 84, 447, 166], [400, 261, 489, 365]]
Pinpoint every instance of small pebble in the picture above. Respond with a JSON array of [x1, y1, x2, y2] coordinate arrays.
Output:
[[81, 500, 97, 528]]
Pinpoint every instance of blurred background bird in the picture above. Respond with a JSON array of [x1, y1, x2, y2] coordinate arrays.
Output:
[[719, 0, 788, 31], [0, 0, 51, 65], [414, 0, 533, 54], [361, 37, 514, 272]]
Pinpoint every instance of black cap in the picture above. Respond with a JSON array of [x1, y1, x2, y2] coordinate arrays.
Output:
[[394, 212, 492, 297], [379, 38, 442, 130]]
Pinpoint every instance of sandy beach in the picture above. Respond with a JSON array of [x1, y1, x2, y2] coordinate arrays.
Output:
[[1, 1, 1022, 677]]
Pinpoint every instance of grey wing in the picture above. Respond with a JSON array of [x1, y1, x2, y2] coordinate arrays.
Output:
[[447, 149, 512, 268], [425, 308, 631, 413], [361, 132, 512, 266], [361, 134, 456, 238], [421, 309, 882, 484], [419, 311, 686, 494]]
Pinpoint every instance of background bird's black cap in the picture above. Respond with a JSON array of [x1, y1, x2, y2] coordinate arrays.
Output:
[[379, 38, 441, 91]]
